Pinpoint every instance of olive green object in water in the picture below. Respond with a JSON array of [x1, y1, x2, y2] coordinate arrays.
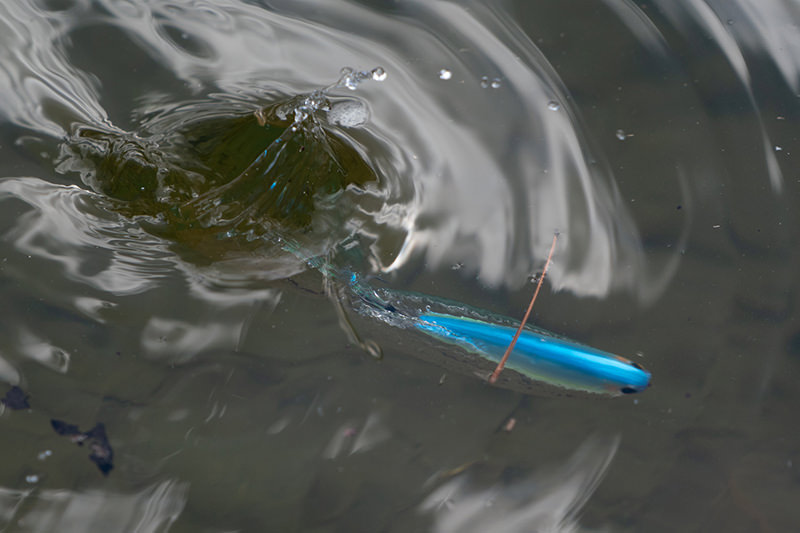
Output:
[[57, 91, 377, 259]]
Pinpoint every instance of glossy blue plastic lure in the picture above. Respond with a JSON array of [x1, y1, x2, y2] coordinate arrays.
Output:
[[415, 313, 651, 396]]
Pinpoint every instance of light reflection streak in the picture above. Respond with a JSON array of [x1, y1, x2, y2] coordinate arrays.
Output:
[[0, 1, 107, 137], [650, 0, 785, 192], [421, 435, 620, 533], [322, 411, 391, 459], [0, 177, 284, 367], [0, 480, 188, 532]]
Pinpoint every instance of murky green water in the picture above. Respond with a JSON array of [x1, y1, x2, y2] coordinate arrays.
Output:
[[1, 0, 799, 531]]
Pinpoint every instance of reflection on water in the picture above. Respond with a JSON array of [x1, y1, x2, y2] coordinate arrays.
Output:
[[0, 480, 187, 532], [420, 435, 619, 533], [1, 0, 800, 531]]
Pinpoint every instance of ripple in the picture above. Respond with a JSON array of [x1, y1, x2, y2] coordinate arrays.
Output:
[[1, 0, 797, 306], [420, 435, 619, 533]]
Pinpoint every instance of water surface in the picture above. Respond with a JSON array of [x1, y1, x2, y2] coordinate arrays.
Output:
[[1, 0, 799, 531]]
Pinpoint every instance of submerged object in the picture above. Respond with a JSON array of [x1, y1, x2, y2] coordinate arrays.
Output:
[[415, 313, 651, 396]]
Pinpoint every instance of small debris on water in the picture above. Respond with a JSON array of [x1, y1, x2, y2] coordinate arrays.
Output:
[[615, 129, 629, 141], [25, 475, 39, 484], [775, 145, 783, 151], [37, 449, 53, 461], [502, 417, 516, 432], [439, 69, 452, 80]]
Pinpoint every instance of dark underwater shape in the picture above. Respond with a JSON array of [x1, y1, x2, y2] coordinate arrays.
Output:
[[1, 386, 30, 410], [51, 419, 114, 475]]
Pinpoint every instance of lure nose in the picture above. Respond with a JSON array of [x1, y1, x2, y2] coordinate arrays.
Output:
[[618, 362, 651, 394]]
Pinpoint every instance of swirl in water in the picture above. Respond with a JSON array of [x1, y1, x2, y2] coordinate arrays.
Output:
[[0, 0, 793, 342], [0, 0, 708, 302]]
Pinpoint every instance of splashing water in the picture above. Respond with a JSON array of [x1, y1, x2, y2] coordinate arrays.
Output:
[[54, 69, 383, 267]]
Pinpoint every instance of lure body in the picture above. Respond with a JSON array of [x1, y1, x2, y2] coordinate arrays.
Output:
[[415, 312, 651, 395], [286, 242, 652, 396]]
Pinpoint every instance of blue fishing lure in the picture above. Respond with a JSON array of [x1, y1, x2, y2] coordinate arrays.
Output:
[[288, 241, 652, 397], [415, 312, 651, 396]]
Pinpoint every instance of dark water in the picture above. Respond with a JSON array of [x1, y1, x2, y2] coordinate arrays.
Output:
[[1, 0, 799, 531]]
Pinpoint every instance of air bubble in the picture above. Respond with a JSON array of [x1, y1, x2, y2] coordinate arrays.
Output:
[[371, 67, 387, 81], [547, 101, 561, 111], [615, 129, 627, 141], [490, 78, 501, 89], [480, 76, 490, 88], [37, 450, 52, 461], [439, 69, 452, 80]]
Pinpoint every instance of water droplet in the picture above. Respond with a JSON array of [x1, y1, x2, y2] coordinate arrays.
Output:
[[547, 101, 561, 111], [615, 129, 627, 141], [371, 67, 387, 81], [480, 76, 490, 89], [490, 78, 501, 89], [439, 69, 452, 80], [329, 101, 368, 127]]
